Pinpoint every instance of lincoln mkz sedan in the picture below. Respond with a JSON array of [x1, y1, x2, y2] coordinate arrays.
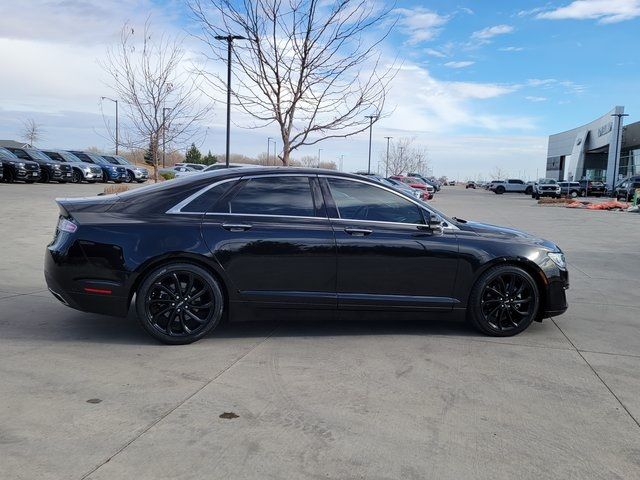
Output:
[[45, 168, 569, 344]]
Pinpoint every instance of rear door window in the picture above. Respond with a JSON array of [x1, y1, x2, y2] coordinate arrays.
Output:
[[216, 176, 317, 217]]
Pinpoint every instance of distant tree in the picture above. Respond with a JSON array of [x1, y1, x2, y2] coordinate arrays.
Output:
[[21, 119, 44, 147], [381, 138, 428, 176], [490, 166, 507, 180], [299, 155, 319, 168], [185, 143, 202, 163], [202, 150, 217, 165], [102, 20, 210, 181], [318, 161, 337, 170]]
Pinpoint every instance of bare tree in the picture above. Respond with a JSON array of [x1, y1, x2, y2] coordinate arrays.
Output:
[[381, 137, 428, 176], [490, 166, 507, 180], [298, 155, 319, 168], [190, 0, 397, 165], [21, 119, 44, 147], [102, 20, 210, 181]]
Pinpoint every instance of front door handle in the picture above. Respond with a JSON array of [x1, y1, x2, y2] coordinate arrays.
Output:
[[222, 223, 253, 232], [344, 227, 372, 236]]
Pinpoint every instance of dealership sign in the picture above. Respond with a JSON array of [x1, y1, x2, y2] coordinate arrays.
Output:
[[598, 122, 613, 137]]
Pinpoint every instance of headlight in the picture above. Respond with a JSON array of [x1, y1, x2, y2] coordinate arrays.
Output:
[[547, 252, 566, 269], [50, 163, 61, 169], [11, 161, 26, 168]]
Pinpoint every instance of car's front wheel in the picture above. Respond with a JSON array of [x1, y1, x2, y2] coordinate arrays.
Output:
[[72, 169, 83, 183], [126, 171, 135, 183], [468, 265, 540, 336], [136, 263, 224, 345]]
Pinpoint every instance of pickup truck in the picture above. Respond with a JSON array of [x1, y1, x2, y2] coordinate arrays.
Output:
[[532, 178, 561, 199], [489, 179, 532, 194]]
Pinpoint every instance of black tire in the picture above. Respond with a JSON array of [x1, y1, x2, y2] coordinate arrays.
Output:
[[135, 263, 224, 345], [39, 170, 50, 183], [136, 179, 147, 183], [4, 167, 15, 183], [495, 186, 505, 194], [467, 265, 540, 337], [114, 180, 123, 184], [102, 172, 108, 183], [525, 186, 533, 195], [72, 169, 83, 183], [126, 171, 135, 183], [534, 193, 540, 199]]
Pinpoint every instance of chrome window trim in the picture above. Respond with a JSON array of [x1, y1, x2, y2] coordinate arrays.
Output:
[[166, 172, 458, 230], [167, 173, 317, 216], [319, 174, 459, 230]]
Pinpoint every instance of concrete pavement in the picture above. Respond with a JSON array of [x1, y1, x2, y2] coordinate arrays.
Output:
[[0, 182, 638, 479]]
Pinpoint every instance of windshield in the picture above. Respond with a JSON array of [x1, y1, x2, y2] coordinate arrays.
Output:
[[539, 179, 557, 184], [27, 149, 53, 162], [112, 156, 131, 165], [57, 151, 83, 163], [0, 147, 18, 160]]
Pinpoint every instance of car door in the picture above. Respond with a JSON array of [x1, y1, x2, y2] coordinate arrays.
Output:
[[321, 176, 459, 310], [199, 174, 337, 308]]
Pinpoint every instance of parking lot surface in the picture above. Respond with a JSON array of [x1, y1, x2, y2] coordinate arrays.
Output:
[[1, 182, 639, 479]]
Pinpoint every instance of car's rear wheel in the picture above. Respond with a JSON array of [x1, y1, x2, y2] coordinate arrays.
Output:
[[495, 186, 505, 194], [525, 186, 533, 195], [468, 265, 540, 337], [136, 263, 224, 345]]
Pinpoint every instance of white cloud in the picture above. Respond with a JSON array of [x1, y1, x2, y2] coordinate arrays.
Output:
[[499, 46, 524, 52], [394, 7, 449, 44], [444, 61, 475, 68], [536, 0, 640, 23], [525, 96, 548, 102], [471, 24, 514, 41], [425, 48, 448, 58]]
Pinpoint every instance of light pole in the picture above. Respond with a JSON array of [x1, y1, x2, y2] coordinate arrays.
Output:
[[365, 115, 377, 174], [267, 137, 273, 164], [611, 112, 629, 189], [215, 34, 247, 167], [162, 107, 171, 168], [339, 154, 344, 172], [384, 136, 393, 177], [318, 148, 323, 166], [101, 96, 118, 154]]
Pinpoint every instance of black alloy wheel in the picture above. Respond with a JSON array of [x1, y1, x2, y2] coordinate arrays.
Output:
[[495, 186, 505, 194], [39, 170, 50, 183], [126, 171, 135, 183], [136, 263, 224, 344], [468, 265, 540, 336], [72, 169, 83, 183]]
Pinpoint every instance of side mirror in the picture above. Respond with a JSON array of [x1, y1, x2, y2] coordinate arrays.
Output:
[[421, 211, 443, 233]]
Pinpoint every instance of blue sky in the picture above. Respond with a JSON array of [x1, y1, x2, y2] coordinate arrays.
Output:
[[0, 0, 639, 179]]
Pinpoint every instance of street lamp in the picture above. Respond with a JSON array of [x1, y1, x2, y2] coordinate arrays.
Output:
[[384, 136, 393, 177], [318, 148, 323, 165], [339, 154, 344, 171], [101, 96, 118, 154], [365, 115, 378, 174], [215, 34, 247, 167], [267, 137, 273, 164], [611, 112, 629, 189]]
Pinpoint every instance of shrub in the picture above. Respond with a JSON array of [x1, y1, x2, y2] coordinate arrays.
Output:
[[160, 171, 176, 181]]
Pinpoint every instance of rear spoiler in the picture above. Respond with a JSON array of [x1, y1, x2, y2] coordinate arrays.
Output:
[[55, 195, 119, 217]]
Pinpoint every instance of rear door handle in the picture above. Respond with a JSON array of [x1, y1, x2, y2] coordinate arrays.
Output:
[[222, 223, 252, 232], [344, 227, 372, 236]]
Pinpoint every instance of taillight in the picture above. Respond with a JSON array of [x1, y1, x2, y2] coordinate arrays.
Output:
[[57, 218, 78, 233]]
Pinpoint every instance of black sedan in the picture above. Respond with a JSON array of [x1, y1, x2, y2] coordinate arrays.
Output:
[[45, 168, 569, 344]]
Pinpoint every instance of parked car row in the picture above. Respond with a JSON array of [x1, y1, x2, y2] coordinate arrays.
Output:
[[0, 146, 149, 184]]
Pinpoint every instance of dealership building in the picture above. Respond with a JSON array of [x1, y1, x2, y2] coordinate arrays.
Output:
[[546, 106, 640, 189]]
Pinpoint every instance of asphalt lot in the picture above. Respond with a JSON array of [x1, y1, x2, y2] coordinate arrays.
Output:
[[1, 182, 639, 480]]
